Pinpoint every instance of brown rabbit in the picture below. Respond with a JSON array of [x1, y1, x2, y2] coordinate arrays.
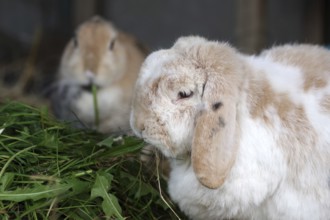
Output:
[[51, 16, 147, 133]]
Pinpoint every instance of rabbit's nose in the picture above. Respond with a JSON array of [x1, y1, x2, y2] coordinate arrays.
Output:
[[140, 124, 145, 133], [135, 118, 145, 134], [130, 111, 145, 137]]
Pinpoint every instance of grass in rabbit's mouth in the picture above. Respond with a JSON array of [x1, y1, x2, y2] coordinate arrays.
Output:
[[0, 101, 184, 219], [92, 84, 100, 128]]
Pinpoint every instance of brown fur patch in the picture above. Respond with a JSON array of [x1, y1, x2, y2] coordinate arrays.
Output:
[[249, 74, 317, 184], [261, 45, 330, 91], [277, 105, 317, 184], [276, 94, 296, 120], [248, 76, 302, 126], [303, 74, 327, 91], [248, 77, 276, 124], [78, 19, 113, 73], [320, 95, 330, 113], [150, 78, 160, 95]]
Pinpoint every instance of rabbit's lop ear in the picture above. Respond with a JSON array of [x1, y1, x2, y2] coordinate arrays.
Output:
[[191, 42, 241, 189]]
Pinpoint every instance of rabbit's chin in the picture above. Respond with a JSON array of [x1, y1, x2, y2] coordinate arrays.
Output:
[[155, 144, 189, 159], [142, 136, 188, 159], [141, 137, 173, 158]]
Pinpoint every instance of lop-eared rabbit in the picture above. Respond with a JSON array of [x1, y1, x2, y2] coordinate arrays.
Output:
[[130, 36, 330, 219]]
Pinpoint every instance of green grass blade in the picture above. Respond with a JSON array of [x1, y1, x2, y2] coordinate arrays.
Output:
[[0, 184, 71, 202]]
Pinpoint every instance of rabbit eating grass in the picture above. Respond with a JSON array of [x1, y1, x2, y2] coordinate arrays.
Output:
[[51, 16, 146, 133], [130, 36, 330, 220]]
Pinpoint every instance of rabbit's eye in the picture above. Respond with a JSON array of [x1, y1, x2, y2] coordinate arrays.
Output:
[[178, 91, 194, 99], [109, 39, 115, 50]]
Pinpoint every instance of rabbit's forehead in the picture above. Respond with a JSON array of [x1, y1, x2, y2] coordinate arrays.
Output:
[[78, 22, 117, 46]]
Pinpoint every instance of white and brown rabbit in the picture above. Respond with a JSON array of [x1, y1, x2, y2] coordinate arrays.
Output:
[[130, 36, 330, 219], [51, 16, 146, 133]]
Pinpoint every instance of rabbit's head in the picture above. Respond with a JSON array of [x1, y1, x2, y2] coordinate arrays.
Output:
[[131, 36, 245, 188], [59, 16, 127, 88]]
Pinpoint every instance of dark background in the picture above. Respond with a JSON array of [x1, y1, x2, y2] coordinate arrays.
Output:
[[0, 0, 329, 106]]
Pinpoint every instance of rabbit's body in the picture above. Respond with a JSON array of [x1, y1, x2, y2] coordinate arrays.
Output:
[[51, 16, 146, 133], [130, 37, 330, 219], [168, 49, 330, 219]]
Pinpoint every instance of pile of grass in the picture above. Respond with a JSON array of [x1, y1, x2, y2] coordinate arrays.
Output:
[[0, 102, 184, 219]]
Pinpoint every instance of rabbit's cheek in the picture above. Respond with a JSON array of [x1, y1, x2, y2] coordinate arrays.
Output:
[[165, 111, 196, 154], [142, 122, 175, 156]]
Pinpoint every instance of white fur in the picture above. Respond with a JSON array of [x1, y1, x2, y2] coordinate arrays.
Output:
[[137, 49, 175, 85], [74, 86, 129, 131]]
